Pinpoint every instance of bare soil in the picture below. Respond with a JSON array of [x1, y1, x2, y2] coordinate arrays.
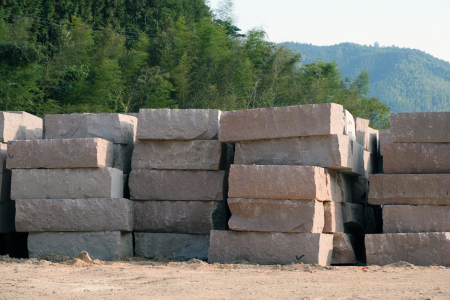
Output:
[[0, 254, 448, 299]]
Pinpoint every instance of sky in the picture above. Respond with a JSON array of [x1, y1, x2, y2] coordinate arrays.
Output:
[[207, 0, 450, 63]]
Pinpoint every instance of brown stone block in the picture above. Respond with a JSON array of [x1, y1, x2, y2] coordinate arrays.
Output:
[[331, 233, 357, 265], [208, 231, 333, 265], [323, 202, 364, 234], [390, 112, 450, 143]]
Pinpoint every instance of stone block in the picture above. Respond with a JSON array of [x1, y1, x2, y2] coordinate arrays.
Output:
[[228, 198, 324, 233], [331, 233, 357, 265], [234, 134, 354, 172], [344, 110, 356, 141], [346, 141, 372, 178], [28, 231, 133, 261], [379, 129, 391, 157], [129, 169, 225, 200], [383, 143, 450, 174], [131, 140, 224, 170], [383, 205, 450, 233], [219, 103, 347, 142], [11, 168, 123, 200], [365, 233, 450, 266], [113, 143, 133, 174], [6, 138, 113, 169], [134, 201, 228, 234], [137, 109, 220, 140], [208, 231, 333, 265], [228, 165, 329, 201], [355, 117, 370, 149], [323, 202, 364, 234], [15, 198, 133, 232], [326, 169, 353, 203], [0, 111, 43, 142], [368, 174, 450, 205], [134, 233, 210, 261], [44, 113, 137, 144], [390, 112, 450, 143]]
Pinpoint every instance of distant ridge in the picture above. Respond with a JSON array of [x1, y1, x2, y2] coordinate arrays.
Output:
[[283, 42, 450, 113]]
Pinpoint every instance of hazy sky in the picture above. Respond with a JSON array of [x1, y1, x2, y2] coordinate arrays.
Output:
[[207, 0, 450, 63]]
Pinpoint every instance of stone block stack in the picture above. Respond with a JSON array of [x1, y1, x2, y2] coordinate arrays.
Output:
[[0, 111, 43, 257], [208, 104, 378, 266], [366, 112, 450, 266], [129, 109, 230, 261]]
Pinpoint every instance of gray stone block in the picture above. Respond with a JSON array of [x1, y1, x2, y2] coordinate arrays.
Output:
[[0, 111, 43, 142], [331, 233, 357, 265], [219, 103, 347, 142], [15, 198, 133, 232], [134, 201, 228, 234], [379, 129, 391, 157], [28, 231, 133, 261], [134, 232, 210, 261], [6, 138, 114, 169], [113, 143, 134, 174], [365, 233, 450, 266], [11, 168, 123, 200], [323, 202, 364, 234], [137, 109, 220, 140], [390, 112, 450, 143], [228, 198, 324, 233], [44, 113, 137, 144], [129, 169, 225, 200], [208, 231, 333, 265]]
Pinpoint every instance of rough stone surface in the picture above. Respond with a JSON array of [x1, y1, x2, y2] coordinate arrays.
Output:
[[228, 198, 324, 233], [228, 165, 329, 201], [390, 112, 450, 143], [208, 231, 333, 265], [11, 168, 123, 200], [134, 201, 228, 234], [6, 138, 113, 169], [28, 231, 133, 261], [15, 198, 133, 232], [355, 117, 370, 150], [379, 129, 391, 157], [331, 233, 357, 265], [45, 113, 137, 144], [131, 140, 224, 170], [219, 103, 347, 142], [137, 109, 220, 140], [368, 174, 450, 205], [323, 202, 364, 234], [0, 111, 43, 142], [365, 233, 450, 266], [326, 169, 352, 203], [113, 143, 134, 174], [135, 233, 210, 261], [234, 134, 354, 172], [383, 143, 450, 174], [129, 170, 225, 200], [383, 205, 450, 233]]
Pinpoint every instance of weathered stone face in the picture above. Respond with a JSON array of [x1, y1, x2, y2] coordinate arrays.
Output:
[[11, 168, 123, 200], [390, 112, 450, 143], [133, 201, 228, 234], [326, 169, 353, 203], [0, 111, 43, 142], [383, 205, 450, 233], [368, 174, 450, 205], [355, 117, 370, 149], [44, 113, 137, 144], [228, 165, 329, 201], [219, 103, 347, 142], [131, 140, 223, 170], [134, 233, 210, 261], [137, 109, 220, 140], [15, 198, 134, 232], [28, 231, 133, 261], [6, 138, 114, 170], [365, 233, 450, 266], [331, 233, 357, 265], [113, 143, 134, 174], [129, 169, 226, 201], [323, 202, 364, 234], [208, 231, 334, 266], [383, 143, 450, 174], [378, 129, 391, 157], [228, 198, 324, 233], [234, 135, 354, 172]]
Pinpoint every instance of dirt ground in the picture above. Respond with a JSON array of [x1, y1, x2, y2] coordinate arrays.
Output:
[[0, 255, 449, 300]]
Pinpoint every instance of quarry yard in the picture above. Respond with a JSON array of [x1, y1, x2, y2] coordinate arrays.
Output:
[[0, 255, 449, 300]]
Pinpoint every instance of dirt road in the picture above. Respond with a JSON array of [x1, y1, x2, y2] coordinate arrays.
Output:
[[0, 255, 448, 299]]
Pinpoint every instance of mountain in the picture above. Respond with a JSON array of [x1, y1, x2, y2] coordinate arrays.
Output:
[[283, 42, 450, 113]]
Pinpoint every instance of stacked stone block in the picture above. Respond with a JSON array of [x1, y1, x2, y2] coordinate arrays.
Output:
[[129, 109, 230, 261], [366, 112, 450, 266], [208, 104, 378, 266]]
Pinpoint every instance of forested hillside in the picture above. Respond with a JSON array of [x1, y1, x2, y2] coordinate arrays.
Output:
[[0, 1, 389, 128], [284, 42, 450, 113]]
